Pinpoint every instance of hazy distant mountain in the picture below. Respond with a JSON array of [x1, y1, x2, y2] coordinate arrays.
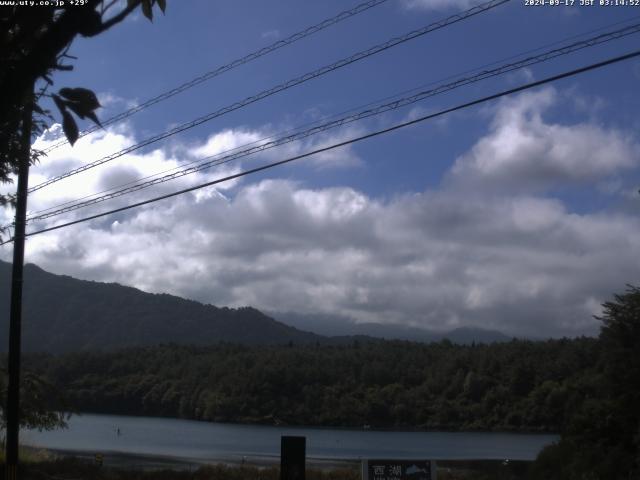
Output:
[[0, 260, 320, 353], [270, 311, 512, 344]]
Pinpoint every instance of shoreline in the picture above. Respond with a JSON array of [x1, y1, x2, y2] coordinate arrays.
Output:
[[19, 447, 534, 480], [63, 410, 559, 435], [22, 413, 556, 465], [29, 447, 361, 471]]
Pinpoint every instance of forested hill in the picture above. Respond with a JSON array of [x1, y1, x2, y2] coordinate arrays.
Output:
[[0, 260, 512, 353], [0, 260, 320, 352], [25, 338, 599, 432]]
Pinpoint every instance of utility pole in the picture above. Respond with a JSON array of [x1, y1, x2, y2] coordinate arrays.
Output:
[[5, 84, 34, 480]]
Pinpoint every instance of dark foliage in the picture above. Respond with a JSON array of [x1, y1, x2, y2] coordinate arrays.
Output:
[[0, 0, 165, 218], [530, 286, 640, 480], [0, 366, 69, 431], [25, 337, 599, 432]]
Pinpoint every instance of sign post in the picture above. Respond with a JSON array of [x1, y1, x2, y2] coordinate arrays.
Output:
[[281, 436, 306, 480]]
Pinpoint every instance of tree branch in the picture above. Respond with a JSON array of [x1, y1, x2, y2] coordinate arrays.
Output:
[[91, 0, 142, 36], [101, 0, 120, 16]]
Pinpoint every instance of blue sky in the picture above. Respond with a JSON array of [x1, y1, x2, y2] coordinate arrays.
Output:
[[2, 0, 640, 337], [69, 0, 640, 198]]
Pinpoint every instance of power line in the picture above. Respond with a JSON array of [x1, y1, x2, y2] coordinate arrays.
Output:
[[1, 48, 636, 245], [41, 0, 391, 153], [24, 22, 640, 223], [34, 0, 507, 189], [28, 0, 509, 193], [26, 14, 640, 219]]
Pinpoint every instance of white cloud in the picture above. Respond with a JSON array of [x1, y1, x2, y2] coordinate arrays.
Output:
[[6, 118, 363, 228], [402, 0, 487, 11], [5, 174, 640, 338], [3, 89, 640, 339], [189, 125, 363, 170], [97, 91, 139, 111], [505, 67, 534, 85], [191, 129, 264, 159], [261, 29, 281, 40], [449, 88, 639, 191]]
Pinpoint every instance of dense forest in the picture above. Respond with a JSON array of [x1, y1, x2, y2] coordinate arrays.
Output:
[[7, 286, 640, 479], [1, 263, 636, 477], [24, 337, 599, 433], [529, 287, 640, 479]]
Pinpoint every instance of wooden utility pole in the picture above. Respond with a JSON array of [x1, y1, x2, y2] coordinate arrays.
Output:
[[5, 85, 34, 480]]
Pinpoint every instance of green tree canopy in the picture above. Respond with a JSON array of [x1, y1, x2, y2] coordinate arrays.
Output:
[[532, 285, 640, 479], [0, 367, 69, 431]]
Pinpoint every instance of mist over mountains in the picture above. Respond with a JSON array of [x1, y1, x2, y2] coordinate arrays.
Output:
[[271, 311, 511, 344], [0, 260, 510, 353]]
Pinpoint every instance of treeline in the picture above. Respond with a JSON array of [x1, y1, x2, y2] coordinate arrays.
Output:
[[529, 286, 640, 479], [25, 337, 599, 432]]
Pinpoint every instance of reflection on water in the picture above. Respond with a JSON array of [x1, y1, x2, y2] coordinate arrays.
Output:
[[23, 413, 558, 462]]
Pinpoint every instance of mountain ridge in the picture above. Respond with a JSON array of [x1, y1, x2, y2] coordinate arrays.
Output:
[[0, 260, 320, 352], [0, 260, 510, 352], [270, 311, 512, 344]]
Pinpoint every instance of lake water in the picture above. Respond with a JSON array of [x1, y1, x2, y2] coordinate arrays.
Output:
[[23, 413, 558, 464]]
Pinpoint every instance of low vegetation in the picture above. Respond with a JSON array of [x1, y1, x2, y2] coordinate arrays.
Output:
[[1, 457, 528, 480], [2, 459, 359, 480]]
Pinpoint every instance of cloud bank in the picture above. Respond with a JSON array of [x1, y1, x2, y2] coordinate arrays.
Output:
[[2, 87, 639, 338]]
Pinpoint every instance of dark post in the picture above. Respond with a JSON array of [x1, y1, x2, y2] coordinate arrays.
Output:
[[280, 436, 306, 480], [5, 87, 34, 480]]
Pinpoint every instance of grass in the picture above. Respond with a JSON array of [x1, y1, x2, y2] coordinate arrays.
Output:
[[0, 445, 55, 465], [0, 452, 532, 479], [437, 460, 531, 479], [2, 459, 361, 480]]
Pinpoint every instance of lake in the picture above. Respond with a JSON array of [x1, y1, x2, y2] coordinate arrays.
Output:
[[23, 413, 558, 465]]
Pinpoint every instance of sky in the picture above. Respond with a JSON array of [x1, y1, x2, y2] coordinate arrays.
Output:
[[2, 0, 640, 338]]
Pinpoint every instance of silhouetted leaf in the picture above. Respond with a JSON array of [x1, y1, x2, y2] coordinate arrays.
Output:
[[65, 103, 102, 127], [52, 94, 66, 114], [32, 104, 45, 115], [141, 0, 153, 21], [61, 110, 78, 146], [157, 0, 166, 13], [85, 110, 102, 128], [59, 87, 100, 110], [64, 101, 87, 120]]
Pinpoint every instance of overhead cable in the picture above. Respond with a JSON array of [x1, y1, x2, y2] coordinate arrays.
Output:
[[28, 14, 640, 219], [41, 0, 391, 152], [1, 48, 635, 245], [28, 0, 509, 193], [24, 22, 640, 223]]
